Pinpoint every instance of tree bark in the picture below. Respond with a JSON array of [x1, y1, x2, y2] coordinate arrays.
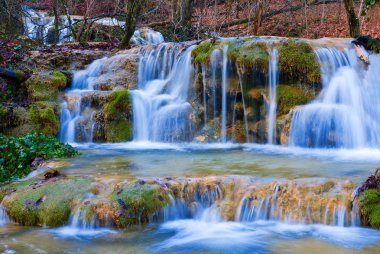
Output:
[[171, 0, 193, 40], [119, 0, 146, 49], [253, 0, 264, 36], [343, 0, 360, 37]]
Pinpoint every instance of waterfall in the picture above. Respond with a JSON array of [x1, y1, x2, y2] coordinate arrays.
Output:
[[267, 48, 279, 144], [131, 45, 195, 142], [210, 49, 221, 129], [23, 6, 72, 44], [235, 188, 359, 227], [201, 64, 208, 127], [289, 47, 380, 148], [220, 45, 229, 143], [0, 202, 10, 226], [58, 56, 104, 143]]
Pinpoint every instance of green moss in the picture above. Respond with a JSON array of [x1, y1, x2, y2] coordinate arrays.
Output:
[[228, 42, 269, 71], [278, 40, 320, 83], [26, 71, 67, 101], [111, 181, 170, 228], [359, 189, 380, 229], [14, 70, 26, 81], [29, 103, 59, 136], [191, 41, 218, 64], [105, 120, 132, 142], [3, 177, 91, 227], [104, 90, 131, 121], [103, 90, 132, 142], [277, 85, 313, 115]]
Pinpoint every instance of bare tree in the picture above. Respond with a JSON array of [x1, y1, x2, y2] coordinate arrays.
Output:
[[343, 0, 360, 37], [119, 0, 147, 49]]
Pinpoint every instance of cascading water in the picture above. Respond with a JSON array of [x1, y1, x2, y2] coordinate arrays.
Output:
[[23, 7, 164, 45], [59, 57, 105, 143], [0, 202, 10, 226], [23, 6, 72, 44], [289, 47, 380, 148], [131, 45, 195, 142], [220, 45, 229, 143], [267, 48, 279, 145]]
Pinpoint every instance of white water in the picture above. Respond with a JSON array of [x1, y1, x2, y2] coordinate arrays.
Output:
[[23, 7, 164, 45], [210, 49, 221, 124], [23, 6, 72, 44], [58, 63, 97, 143], [132, 45, 195, 142], [131, 29, 165, 45], [289, 48, 380, 148], [221, 45, 229, 143], [0, 202, 10, 227], [155, 190, 379, 252], [267, 48, 279, 144]]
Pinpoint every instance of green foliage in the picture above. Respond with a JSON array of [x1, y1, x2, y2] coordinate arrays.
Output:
[[278, 40, 320, 83], [361, 0, 379, 16], [103, 90, 133, 142], [191, 41, 218, 64], [277, 85, 314, 115], [359, 189, 380, 229], [29, 103, 59, 136], [366, 37, 380, 53], [3, 177, 91, 226], [0, 133, 78, 183], [112, 181, 170, 227]]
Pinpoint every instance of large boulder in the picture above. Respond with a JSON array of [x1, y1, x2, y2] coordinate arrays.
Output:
[[25, 71, 68, 102]]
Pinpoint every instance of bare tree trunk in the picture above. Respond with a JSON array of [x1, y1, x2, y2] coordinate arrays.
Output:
[[171, 0, 193, 40], [343, 0, 360, 37], [52, 0, 60, 44], [253, 0, 264, 35], [119, 0, 146, 49]]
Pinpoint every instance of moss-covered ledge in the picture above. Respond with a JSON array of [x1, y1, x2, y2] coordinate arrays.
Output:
[[1, 176, 92, 227], [278, 40, 321, 85]]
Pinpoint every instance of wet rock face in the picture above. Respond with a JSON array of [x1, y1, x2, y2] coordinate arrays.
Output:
[[27, 46, 108, 71], [0, 174, 359, 229], [85, 54, 139, 91]]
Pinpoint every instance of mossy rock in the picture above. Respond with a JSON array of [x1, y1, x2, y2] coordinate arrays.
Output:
[[103, 90, 132, 142], [104, 90, 131, 121], [111, 181, 170, 228], [26, 71, 67, 101], [3, 177, 91, 227], [359, 189, 380, 229], [277, 85, 314, 115], [105, 120, 132, 142], [191, 41, 219, 64], [278, 40, 320, 83], [228, 42, 269, 71], [29, 102, 59, 136]]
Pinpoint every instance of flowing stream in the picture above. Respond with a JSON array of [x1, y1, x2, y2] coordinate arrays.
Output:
[[2, 36, 380, 252]]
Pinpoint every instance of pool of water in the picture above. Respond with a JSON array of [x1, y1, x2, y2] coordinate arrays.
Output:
[[56, 142, 380, 179], [2, 143, 380, 253], [2, 220, 380, 254]]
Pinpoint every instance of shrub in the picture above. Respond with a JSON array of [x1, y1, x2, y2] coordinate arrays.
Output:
[[0, 132, 78, 183]]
